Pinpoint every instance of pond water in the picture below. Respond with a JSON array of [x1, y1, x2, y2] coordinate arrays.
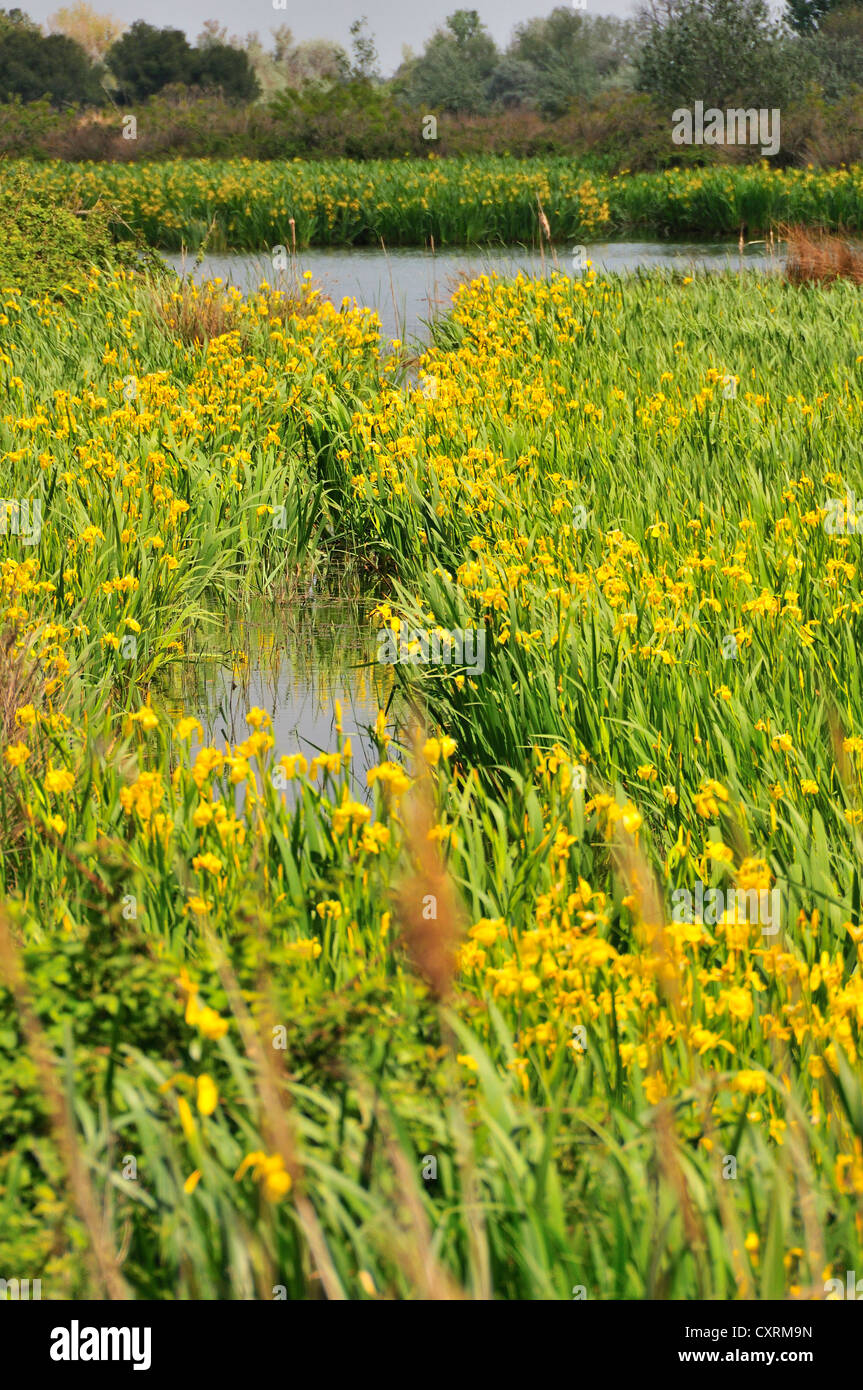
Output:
[[166, 239, 783, 346], [165, 239, 783, 778], [162, 598, 394, 804]]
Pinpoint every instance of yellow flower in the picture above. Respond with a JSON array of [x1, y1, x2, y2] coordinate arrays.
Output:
[[4, 741, 30, 768], [470, 917, 504, 947], [192, 747, 224, 788], [196, 1073, 218, 1116], [422, 736, 457, 766], [228, 756, 251, 785], [192, 852, 223, 875], [129, 707, 159, 732], [331, 795, 371, 835], [285, 938, 322, 960], [246, 707, 271, 729], [177, 1096, 196, 1141], [694, 780, 729, 819], [360, 822, 390, 854], [724, 987, 754, 1023], [732, 1069, 767, 1095], [197, 1006, 229, 1040], [234, 1150, 292, 1202], [367, 760, 411, 798], [315, 898, 343, 921], [175, 716, 203, 740], [44, 765, 74, 794], [183, 1169, 202, 1194], [277, 753, 308, 780], [457, 1053, 478, 1072], [643, 1074, 668, 1104]]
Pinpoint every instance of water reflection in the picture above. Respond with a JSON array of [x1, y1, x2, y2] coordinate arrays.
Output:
[[160, 597, 394, 803]]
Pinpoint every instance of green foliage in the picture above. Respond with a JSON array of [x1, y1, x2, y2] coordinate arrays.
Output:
[[191, 38, 259, 104], [785, 0, 836, 33], [0, 12, 102, 105], [106, 21, 192, 102], [1, 267, 862, 1295], [0, 182, 136, 297], [106, 20, 258, 105], [348, 16, 379, 83], [809, 4, 863, 100], [12, 157, 863, 254], [507, 8, 637, 115], [402, 8, 499, 114], [635, 0, 805, 108]]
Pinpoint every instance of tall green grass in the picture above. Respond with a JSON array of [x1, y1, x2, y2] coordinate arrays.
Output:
[[5, 158, 863, 251]]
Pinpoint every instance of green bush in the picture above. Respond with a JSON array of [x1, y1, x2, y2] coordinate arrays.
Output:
[[0, 182, 151, 298]]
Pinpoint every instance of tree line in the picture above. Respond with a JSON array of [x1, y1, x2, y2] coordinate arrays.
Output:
[[0, 0, 861, 115]]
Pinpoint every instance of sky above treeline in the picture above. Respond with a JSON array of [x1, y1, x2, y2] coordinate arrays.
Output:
[[22, 0, 640, 76]]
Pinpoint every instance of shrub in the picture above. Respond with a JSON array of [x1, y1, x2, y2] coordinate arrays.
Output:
[[0, 180, 151, 296]]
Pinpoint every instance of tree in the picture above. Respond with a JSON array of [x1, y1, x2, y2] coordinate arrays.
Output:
[[46, 2, 124, 61], [485, 55, 537, 109], [0, 12, 102, 103], [635, 0, 802, 108], [402, 9, 499, 113], [785, 0, 836, 33], [809, 2, 863, 96], [0, 7, 39, 34], [192, 37, 258, 101], [242, 26, 348, 99], [348, 16, 378, 82], [280, 36, 348, 88], [106, 21, 193, 102], [506, 8, 636, 114]]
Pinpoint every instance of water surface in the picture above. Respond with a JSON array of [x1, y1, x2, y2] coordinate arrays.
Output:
[[161, 598, 394, 804], [167, 239, 783, 345]]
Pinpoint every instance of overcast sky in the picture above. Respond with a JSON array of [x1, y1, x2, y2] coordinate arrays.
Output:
[[25, 0, 641, 76]]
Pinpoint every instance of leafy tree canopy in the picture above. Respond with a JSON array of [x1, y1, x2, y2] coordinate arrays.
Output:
[[0, 12, 102, 104]]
